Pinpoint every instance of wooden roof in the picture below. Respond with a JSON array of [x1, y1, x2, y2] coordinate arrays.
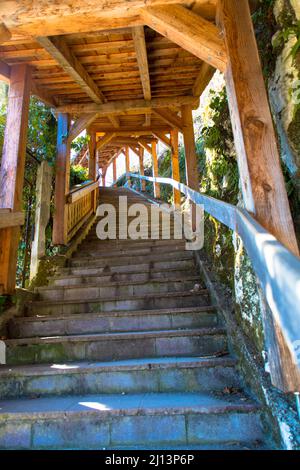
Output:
[[0, 1, 222, 166]]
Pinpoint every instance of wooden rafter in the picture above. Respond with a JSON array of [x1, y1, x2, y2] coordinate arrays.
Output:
[[96, 133, 116, 151], [141, 5, 227, 72], [129, 145, 141, 158], [138, 139, 152, 155], [193, 62, 215, 97], [0, 24, 11, 44], [132, 26, 151, 101], [68, 113, 99, 144], [57, 95, 197, 115], [37, 35, 118, 127], [152, 108, 183, 130], [152, 132, 171, 149]]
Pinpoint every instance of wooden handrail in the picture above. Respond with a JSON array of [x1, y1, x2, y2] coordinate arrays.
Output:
[[0, 209, 25, 229], [67, 180, 99, 204], [116, 172, 300, 392]]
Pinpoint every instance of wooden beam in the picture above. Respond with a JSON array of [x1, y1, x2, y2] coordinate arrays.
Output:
[[193, 62, 215, 97], [171, 129, 181, 208], [152, 108, 183, 130], [151, 140, 160, 199], [0, 23, 11, 43], [138, 139, 152, 155], [0, 64, 31, 294], [31, 80, 57, 107], [37, 36, 105, 104], [53, 113, 70, 245], [132, 25, 151, 101], [93, 128, 171, 136], [57, 95, 198, 115], [68, 113, 99, 144], [0, 209, 24, 229], [144, 113, 151, 127], [139, 146, 146, 191], [96, 133, 116, 151], [219, 0, 300, 393], [0, 2, 216, 38], [129, 145, 141, 158], [141, 5, 227, 72], [0, 60, 10, 82], [152, 132, 171, 149]]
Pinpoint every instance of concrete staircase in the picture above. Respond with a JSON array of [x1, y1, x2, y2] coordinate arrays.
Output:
[[0, 188, 270, 449]]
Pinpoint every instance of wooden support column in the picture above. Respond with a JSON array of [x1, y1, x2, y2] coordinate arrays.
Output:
[[53, 113, 70, 245], [102, 167, 107, 187], [113, 158, 117, 183], [171, 129, 181, 208], [0, 64, 31, 294], [219, 0, 300, 393], [88, 130, 96, 180], [30, 161, 52, 281], [125, 146, 131, 187], [181, 105, 198, 229], [151, 140, 160, 199], [139, 146, 146, 191]]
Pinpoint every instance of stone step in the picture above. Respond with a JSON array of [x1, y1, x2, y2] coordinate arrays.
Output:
[[0, 391, 263, 449], [59, 257, 195, 277], [36, 277, 202, 302], [0, 356, 239, 399], [51, 265, 196, 287], [25, 290, 210, 316], [72, 243, 187, 259], [68, 250, 194, 268], [9, 306, 217, 338], [5, 327, 227, 365], [81, 238, 187, 249]]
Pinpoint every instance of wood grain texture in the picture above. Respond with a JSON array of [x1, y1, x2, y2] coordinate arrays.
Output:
[[193, 62, 215, 97], [152, 108, 183, 130], [0, 64, 31, 293], [132, 26, 151, 101], [68, 114, 99, 144], [142, 5, 227, 72]]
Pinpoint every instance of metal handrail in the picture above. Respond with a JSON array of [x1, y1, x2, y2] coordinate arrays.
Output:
[[113, 172, 300, 384]]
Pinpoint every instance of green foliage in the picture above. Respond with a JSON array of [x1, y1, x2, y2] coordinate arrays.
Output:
[[252, 0, 277, 79], [70, 164, 89, 188], [27, 97, 57, 163], [71, 134, 90, 154]]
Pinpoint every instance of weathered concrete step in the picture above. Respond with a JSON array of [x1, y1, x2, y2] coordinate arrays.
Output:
[[51, 265, 196, 287], [9, 306, 217, 338], [36, 277, 202, 301], [25, 290, 210, 316], [69, 250, 194, 268], [82, 238, 187, 249], [0, 356, 239, 399], [72, 243, 187, 259], [0, 392, 263, 449], [5, 327, 227, 365], [59, 257, 195, 277]]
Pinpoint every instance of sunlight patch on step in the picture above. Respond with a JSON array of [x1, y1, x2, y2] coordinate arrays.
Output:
[[78, 402, 112, 411], [51, 364, 79, 370]]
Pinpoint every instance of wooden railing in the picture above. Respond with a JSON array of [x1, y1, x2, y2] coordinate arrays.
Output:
[[65, 180, 98, 243], [114, 172, 300, 393]]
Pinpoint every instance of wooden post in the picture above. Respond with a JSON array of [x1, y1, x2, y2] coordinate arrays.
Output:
[[125, 146, 131, 187], [113, 158, 117, 183], [88, 129, 96, 180], [171, 129, 181, 208], [53, 113, 70, 245], [219, 0, 298, 256], [139, 146, 146, 191], [0, 64, 31, 294], [181, 105, 199, 229], [29, 161, 52, 281], [102, 167, 107, 187], [219, 0, 300, 392], [151, 140, 160, 199]]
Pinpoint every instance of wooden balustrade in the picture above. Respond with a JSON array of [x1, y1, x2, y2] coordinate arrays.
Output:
[[65, 181, 98, 243]]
